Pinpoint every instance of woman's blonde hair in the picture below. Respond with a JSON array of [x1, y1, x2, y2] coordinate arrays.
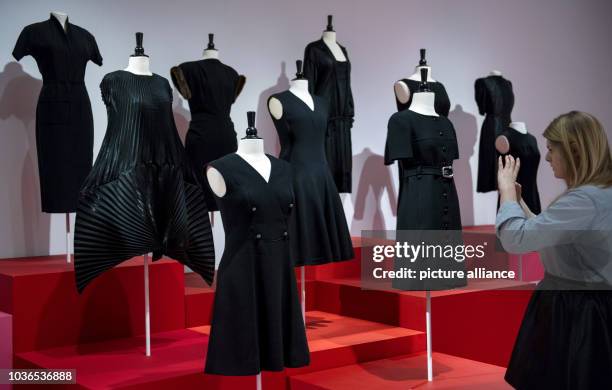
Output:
[[543, 111, 612, 188]]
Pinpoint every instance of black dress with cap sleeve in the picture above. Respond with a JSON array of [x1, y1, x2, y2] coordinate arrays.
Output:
[[204, 153, 310, 375], [73, 71, 215, 293], [12, 15, 103, 212], [268, 90, 354, 267]]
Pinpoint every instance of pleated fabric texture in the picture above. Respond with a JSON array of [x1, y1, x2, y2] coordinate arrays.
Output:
[[505, 273, 612, 389], [74, 70, 215, 293]]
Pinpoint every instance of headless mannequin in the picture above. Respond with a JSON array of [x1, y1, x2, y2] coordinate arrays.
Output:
[[207, 112, 270, 197], [495, 121, 528, 154], [395, 49, 436, 105], [51, 11, 68, 31], [408, 69, 438, 116], [124, 33, 152, 76], [203, 33, 220, 60], [269, 60, 314, 119], [321, 15, 346, 62]]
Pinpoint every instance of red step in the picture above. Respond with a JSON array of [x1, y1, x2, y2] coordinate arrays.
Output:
[[0, 256, 187, 353], [312, 277, 534, 367], [15, 311, 424, 390], [289, 352, 512, 390], [0, 311, 11, 371]]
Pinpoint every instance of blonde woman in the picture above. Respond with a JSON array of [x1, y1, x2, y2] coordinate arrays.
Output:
[[496, 111, 612, 389]]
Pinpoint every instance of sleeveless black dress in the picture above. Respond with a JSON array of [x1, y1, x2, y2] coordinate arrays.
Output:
[[73, 71, 215, 293], [268, 91, 354, 266], [395, 78, 450, 116], [474, 75, 514, 192], [170, 59, 244, 211], [205, 153, 310, 375], [12, 15, 103, 212]]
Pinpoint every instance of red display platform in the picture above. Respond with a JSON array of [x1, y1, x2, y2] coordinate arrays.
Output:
[[15, 310, 424, 390], [0, 311, 12, 373], [0, 256, 186, 353], [289, 352, 511, 389]]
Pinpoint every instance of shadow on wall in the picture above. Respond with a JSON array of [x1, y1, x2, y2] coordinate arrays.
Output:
[[449, 104, 477, 227], [256, 61, 289, 156], [0, 61, 50, 257], [172, 90, 190, 145], [351, 148, 396, 233]]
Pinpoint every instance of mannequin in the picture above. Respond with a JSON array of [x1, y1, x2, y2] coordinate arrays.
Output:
[[496, 122, 528, 154], [124, 32, 152, 76], [207, 112, 270, 197], [51, 11, 68, 31], [202, 33, 220, 60], [321, 15, 346, 62], [408, 68, 438, 117], [489, 69, 503, 76], [268, 60, 313, 119], [394, 48, 436, 105]]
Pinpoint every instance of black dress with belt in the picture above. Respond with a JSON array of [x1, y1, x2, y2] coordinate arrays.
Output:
[[497, 128, 541, 214], [170, 59, 245, 211], [205, 153, 310, 375], [475, 75, 514, 193], [385, 109, 466, 290], [12, 15, 103, 212], [395, 78, 450, 116], [73, 71, 215, 293], [303, 39, 354, 193], [268, 91, 354, 266]]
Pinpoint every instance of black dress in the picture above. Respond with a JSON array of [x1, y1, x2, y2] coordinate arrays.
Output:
[[303, 39, 354, 193], [497, 128, 541, 214], [268, 91, 354, 266], [385, 110, 466, 290], [395, 78, 450, 116], [12, 15, 103, 212], [170, 59, 245, 211], [205, 153, 310, 375], [474, 75, 514, 193], [73, 71, 215, 293]]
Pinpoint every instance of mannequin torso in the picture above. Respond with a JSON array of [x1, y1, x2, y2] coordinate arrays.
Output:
[[321, 31, 346, 62], [51, 11, 68, 31], [268, 79, 313, 119], [125, 56, 152, 76], [408, 91, 438, 117], [202, 49, 219, 60]]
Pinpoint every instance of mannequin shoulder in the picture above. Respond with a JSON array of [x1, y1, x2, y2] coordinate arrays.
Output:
[[268, 95, 283, 120]]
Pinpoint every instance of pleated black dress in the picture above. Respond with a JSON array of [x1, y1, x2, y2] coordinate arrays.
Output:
[[268, 91, 354, 266], [12, 15, 102, 212], [170, 59, 245, 211], [303, 39, 354, 193], [497, 128, 541, 214], [475, 75, 514, 193], [73, 71, 215, 293], [395, 78, 450, 116], [205, 153, 310, 375], [385, 109, 466, 290]]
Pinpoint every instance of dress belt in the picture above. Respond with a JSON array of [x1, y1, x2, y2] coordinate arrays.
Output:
[[403, 165, 454, 179]]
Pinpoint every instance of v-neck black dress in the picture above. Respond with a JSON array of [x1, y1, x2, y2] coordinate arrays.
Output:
[[12, 15, 103, 212], [395, 78, 451, 116], [303, 39, 354, 193], [73, 71, 215, 293], [205, 153, 310, 375], [170, 59, 245, 211], [268, 91, 354, 266], [475, 75, 514, 193]]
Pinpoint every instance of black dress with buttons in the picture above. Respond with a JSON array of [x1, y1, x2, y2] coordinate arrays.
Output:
[[385, 110, 466, 290], [205, 153, 310, 375], [12, 15, 103, 212], [268, 91, 354, 266]]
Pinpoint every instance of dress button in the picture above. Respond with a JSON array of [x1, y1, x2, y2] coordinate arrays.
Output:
[[444, 207, 449, 214], [442, 192, 448, 198], [289, 203, 294, 208], [439, 131, 443, 136], [283, 231, 288, 236], [256, 233, 262, 239], [251, 206, 257, 212], [442, 146, 447, 152]]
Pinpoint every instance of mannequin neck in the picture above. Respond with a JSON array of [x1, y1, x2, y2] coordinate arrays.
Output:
[[408, 92, 438, 116], [51, 11, 68, 30], [322, 31, 337, 44], [489, 69, 503, 76], [125, 56, 152, 76], [290, 79, 309, 93], [237, 138, 265, 157], [509, 121, 528, 134], [409, 65, 434, 82], [202, 49, 219, 60]]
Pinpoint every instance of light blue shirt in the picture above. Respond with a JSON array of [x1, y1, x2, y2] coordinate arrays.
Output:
[[496, 185, 612, 284]]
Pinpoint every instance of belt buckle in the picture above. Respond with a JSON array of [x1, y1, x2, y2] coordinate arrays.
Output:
[[442, 166, 453, 178]]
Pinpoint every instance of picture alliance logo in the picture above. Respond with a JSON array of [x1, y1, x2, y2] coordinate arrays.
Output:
[[372, 241, 488, 263]]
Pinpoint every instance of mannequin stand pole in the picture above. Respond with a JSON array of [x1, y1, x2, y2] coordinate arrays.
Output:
[[301, 267, 306, 324], [65, 213, 71, 263], [426, 290, 432, 381], [256, 372, 262, 390], [144, 253, 151, 357]]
